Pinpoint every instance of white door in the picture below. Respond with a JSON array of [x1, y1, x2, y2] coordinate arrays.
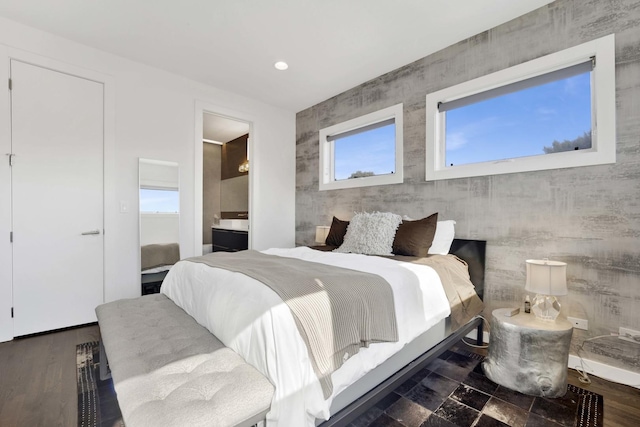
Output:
[[11, 60, 104, 336]]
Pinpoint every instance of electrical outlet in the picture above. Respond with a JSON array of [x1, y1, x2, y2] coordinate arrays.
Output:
[[619, 327, 640, 343], [567, 317, 588, 330]]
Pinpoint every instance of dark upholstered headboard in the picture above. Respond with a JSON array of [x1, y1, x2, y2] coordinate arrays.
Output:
[[449, 239, 486, 301]]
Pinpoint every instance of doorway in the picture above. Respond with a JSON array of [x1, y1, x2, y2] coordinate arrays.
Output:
[[202, 112, 250, 254]]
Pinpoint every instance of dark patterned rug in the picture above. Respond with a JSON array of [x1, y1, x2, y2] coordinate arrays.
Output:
[[76, 342, 124, 427], [77, 342, 603, 427], [348, 347, 604, 427]]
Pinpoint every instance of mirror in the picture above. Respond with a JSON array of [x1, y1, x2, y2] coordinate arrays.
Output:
[[139, 158, 180, 295]]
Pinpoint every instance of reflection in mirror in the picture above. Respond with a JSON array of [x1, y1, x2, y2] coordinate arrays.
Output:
[[139, 159, 180, 295]]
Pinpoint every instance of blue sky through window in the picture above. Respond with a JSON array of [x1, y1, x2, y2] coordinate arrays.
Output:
[[445, 72, 592, 167], [140, 188, 179, 213], [334, 123, 396, 180]]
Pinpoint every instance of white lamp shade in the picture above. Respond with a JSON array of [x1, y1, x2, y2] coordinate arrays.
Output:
[[315, 226, 331, 244], [525, 259, 567, 296]]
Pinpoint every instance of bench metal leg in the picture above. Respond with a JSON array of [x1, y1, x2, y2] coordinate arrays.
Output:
[[99, 339, 111, 381]]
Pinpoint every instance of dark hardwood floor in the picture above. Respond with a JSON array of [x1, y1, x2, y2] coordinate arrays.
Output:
[[566, 369, 640, 427], [0, 325, 639, 426], [0, 324, 100, 427]]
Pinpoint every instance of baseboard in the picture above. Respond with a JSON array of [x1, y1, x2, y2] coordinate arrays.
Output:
[[464, 329, 640, 389], [568, 354, 640, 390]]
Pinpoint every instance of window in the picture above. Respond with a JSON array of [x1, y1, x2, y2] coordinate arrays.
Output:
[[319, 103, 403, 190], [140, 188, 179, 213], [425, 34, 615, 181]]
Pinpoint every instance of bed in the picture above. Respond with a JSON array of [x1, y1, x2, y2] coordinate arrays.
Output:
[[317, 238, 486, 426], [159, 213, 485, 426], [141, 242, 180, 295]]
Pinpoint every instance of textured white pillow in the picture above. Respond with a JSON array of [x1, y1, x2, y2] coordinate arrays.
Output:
[[428, 220, 456, 255], [334, 212, 402, 255]]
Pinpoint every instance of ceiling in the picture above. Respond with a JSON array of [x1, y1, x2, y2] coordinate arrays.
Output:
[[0, 0, 554, 112], [203, 113, 250, 144]]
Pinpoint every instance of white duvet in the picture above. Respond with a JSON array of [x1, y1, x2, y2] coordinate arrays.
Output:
[[161, 247, 450, 427]]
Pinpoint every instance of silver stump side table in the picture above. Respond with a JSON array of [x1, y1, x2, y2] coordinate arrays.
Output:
[[482, 308, 573, 397]]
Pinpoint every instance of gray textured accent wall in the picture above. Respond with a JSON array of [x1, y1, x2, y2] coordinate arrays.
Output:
[[296, 0, 640, 372]]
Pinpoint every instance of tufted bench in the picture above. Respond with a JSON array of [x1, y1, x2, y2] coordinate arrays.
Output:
[[96, 294, 274, 427]]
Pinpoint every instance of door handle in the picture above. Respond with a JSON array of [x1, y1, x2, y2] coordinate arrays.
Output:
[[81, 230, 101, 236]]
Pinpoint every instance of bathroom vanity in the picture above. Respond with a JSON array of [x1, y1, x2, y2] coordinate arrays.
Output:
[[212, 219, 248, 252]]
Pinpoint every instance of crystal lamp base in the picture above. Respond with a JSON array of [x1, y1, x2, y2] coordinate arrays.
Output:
[[531, 294, 561, 321]]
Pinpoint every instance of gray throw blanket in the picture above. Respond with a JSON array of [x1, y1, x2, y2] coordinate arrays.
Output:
[[185, 250, 398, 398]]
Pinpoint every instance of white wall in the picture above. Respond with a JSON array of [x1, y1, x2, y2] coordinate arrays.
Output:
[[0, 16, 295, 342], [140, 214, 180, 247]]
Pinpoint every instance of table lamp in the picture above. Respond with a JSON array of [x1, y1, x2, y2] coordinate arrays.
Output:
[[525, 259, 567, 321], [315, 226, 331, 245]]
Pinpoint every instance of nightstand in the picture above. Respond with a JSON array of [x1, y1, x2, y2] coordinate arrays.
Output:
[[482, 308, 573, 397]]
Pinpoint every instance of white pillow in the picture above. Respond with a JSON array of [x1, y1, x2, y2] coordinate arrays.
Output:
[[334, 212, 402, 255], [428, 220, 456, 255]]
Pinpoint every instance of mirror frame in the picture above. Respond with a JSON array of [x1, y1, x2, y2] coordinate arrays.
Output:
[[138, 158, 180, 295]]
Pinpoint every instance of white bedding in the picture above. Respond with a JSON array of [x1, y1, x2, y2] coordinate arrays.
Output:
[[161, 247, 451, 427]]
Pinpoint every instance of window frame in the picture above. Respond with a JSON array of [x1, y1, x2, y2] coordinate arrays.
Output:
[[319, 103, 403, 191], [425, 34, 616, 181]]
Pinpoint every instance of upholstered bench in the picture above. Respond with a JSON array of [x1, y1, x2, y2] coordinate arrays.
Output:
[[96, 294, 274, 427]]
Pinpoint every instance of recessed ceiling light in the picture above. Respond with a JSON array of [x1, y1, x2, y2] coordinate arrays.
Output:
[[274, 61, 289, 71]]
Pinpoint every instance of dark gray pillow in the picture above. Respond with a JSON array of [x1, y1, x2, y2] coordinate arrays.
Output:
[[325, 216, 349, 247], [392, 212, 438, 257]]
